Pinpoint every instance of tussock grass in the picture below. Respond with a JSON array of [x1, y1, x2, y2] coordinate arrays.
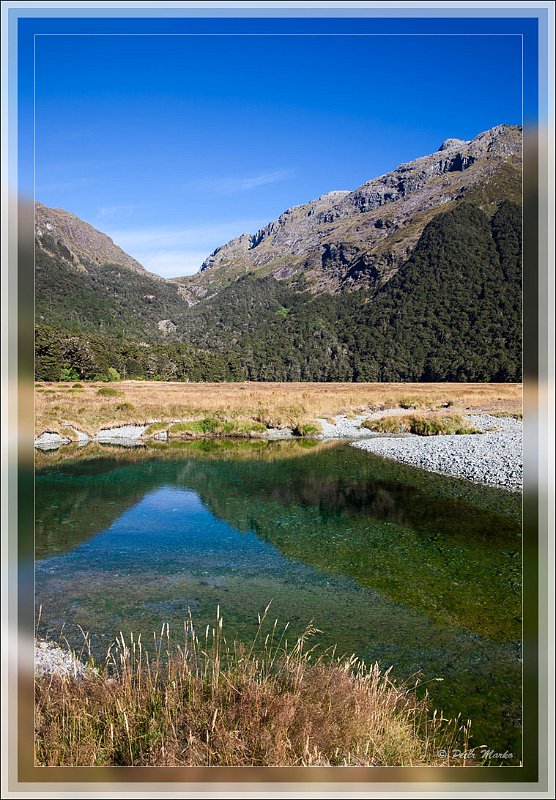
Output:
[[114, 402, 134, 412], [35, 608, 471, 767], [168, 418, 267, 438], [35, 381, 522, 438], [397, 397, 428, 410], [293, 421, 323, 437], [362, 413, 480, 436], [144, 421, 168, 435]]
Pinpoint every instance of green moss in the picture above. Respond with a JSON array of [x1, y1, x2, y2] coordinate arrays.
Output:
[[97, 387, 124, 398]]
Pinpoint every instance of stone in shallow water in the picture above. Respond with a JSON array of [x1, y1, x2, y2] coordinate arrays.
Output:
[[34, 431, 71, 448]]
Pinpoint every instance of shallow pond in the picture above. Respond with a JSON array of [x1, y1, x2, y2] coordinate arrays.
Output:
[[35, 439, 522, 760]]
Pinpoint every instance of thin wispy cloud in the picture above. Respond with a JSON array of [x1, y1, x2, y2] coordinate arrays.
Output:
[[97, 204, 135, 220], [194, 169, 294, 195], [104, 219, 266, 278]]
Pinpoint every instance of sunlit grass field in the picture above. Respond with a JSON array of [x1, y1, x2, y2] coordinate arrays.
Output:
[[34, 381, 522, 438]]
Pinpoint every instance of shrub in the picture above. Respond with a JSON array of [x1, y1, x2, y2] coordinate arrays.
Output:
[[59, 367, 80, 382], [97, 387, 124, 398], [115, 402, 134, 412], [107, 367, 121, 382], [221, 419, 267, 436], [409, 414, 479, 436], [169, 418, 219, 436], [361, 416, 410, 434]]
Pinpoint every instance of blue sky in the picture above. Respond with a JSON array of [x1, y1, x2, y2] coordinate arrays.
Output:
[[34, 31, 522, 277]]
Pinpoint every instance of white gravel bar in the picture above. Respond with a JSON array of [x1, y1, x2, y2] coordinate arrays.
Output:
[[317, 414, 372, 439], [352, 414, 522, 491], [34, 431, 72, 449], [95, 423, 147, 440]]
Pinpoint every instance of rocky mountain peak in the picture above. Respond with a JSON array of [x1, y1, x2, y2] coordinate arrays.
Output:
[[175, 124, 521, 298], [438, 137, 468, 151]]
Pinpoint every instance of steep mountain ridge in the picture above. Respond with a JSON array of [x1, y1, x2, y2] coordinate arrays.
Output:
[[35, 202, 156, 278], [173, 124, 521, 301]]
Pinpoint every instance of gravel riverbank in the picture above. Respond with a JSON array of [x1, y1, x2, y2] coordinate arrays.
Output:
[[352, 414, 522, 491]]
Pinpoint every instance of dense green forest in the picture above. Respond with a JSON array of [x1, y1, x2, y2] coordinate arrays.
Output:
[[35, 201, 522, 383], [35, 238, 187, 341], [35, 326, 243, 382]]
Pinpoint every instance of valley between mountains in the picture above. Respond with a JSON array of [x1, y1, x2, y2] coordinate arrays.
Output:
[[35, 123, 522, 384]]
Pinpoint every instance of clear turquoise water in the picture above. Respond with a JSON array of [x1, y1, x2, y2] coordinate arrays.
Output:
[[35, 440, 522, 759]]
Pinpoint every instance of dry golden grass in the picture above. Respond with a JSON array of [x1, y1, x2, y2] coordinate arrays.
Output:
[[35, 608, 471, 767], [34, 381, 522, 438], [361, 413, 480, 436]]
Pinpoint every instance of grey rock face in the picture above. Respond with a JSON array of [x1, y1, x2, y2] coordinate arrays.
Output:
[[438, 137, 468, 151], [176, 124, 521, 298], [158, 319, 177, 335]]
